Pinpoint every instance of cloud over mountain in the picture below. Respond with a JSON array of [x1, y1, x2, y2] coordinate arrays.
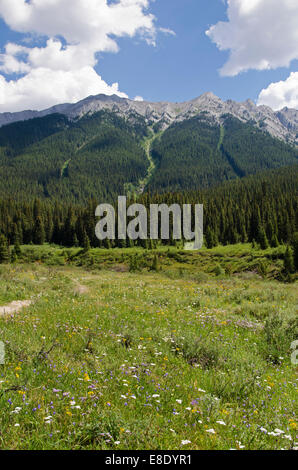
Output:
[[0, 0, 161, 111], [258, 72, 298, 110]]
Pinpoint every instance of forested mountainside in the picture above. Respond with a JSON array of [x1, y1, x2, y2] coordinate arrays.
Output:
[[149, 115, 297, 192], [0, 107, 297, 203], [0, 110, 149, 202]]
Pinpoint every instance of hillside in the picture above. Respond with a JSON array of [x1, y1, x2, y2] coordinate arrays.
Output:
[[149, 114, 297, 192], [0, 98, 297, 203], [0, 110, 149, 202]]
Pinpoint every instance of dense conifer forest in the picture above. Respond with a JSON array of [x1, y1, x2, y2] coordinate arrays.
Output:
[[0, 165, 297, 259]]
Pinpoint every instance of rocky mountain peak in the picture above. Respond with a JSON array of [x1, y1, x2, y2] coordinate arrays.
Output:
[[0, 92, 297, 145]]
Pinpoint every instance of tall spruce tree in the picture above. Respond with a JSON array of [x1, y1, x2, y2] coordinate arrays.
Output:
[[292, 232, 298, 272], [284, 246, 295, 274], [258, 226, 269, 250], [0, 234, 9, 264], [33, 216, 45, 245]]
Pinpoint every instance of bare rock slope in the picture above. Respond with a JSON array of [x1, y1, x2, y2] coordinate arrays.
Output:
[[0, 92, 297, 145]]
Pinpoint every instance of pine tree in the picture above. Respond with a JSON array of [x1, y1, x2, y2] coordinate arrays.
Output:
[[14, 239, 21, 256], [205, 227, 216, 249], [258, 226, 269, 250], [0, 234, 9, 264], [11, 247, 18, 263], [64, 207, 75, 247], [73, 234, 79, 247], [270, 234, 279, 248], [284, 246, 295, 274], [83, 231, 91, 253], [33, 216, 45, 245], [250, 207, 262, 242], [292, 232, 298, 272]]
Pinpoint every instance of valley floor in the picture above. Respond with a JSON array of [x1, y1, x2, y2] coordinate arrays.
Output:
[[0, 248, 297, 450]]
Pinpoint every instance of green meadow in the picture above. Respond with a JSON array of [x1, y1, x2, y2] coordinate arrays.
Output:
[[0, 244, 297, 450]]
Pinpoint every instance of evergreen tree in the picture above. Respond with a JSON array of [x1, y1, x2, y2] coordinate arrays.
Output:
[[258, 226, 269, 250], [270, 234, 279, 248], [14, 239, 21, 256], [0, 234, 9, 264], [83, 231, 91, 253], [33, 216, 45, 245], [292, 232, 298, 272], [73, 234, 79, 247], [11, 247, 18, 263], [284, 246, 295, 274], [205, 227, 216, 249]]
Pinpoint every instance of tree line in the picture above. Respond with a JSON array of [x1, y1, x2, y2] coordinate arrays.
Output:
[[0, 164, 297, 271]]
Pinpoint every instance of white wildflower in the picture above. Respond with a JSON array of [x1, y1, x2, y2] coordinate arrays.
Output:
[[181, 440, 191, 445], [206, 429, 216, 434]]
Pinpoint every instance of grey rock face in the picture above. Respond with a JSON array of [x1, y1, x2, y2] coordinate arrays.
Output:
[[0, 92, 297, 145]]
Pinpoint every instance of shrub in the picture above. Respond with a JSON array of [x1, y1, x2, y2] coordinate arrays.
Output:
[[173, 333, 220, 369]]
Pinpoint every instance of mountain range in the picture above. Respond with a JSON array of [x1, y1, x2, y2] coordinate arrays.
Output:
[[0, 93, 297, 203], [1, 92, 298, 145]]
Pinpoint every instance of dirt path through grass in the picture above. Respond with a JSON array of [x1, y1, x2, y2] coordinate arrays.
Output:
[[0, 300, 32, 316]]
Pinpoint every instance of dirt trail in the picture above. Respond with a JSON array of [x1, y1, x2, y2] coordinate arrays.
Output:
[[0, 300, 32, 316]]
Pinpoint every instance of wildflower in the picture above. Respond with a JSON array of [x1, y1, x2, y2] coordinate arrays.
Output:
[[236, 441, 245, 449], [181, 440, 191, 445], [11, 407, 22, 414], [176, 399, 182, 404], [274, 429, 285, 435], [84, 373, 91, 382], [216, 420, 226, 426], [206, 429, 216, 434]]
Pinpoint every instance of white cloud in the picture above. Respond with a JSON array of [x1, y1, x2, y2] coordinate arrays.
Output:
[[206, 0, 298, 76], [0, 67, 128, 112], [134, 95, 144, 102], [0, 0, 163, 112], [257, 72, 298, 110]]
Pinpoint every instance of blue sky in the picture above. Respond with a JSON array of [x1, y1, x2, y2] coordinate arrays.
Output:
[[99, 0, 297, 104], [0, 0, 297, 112]]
